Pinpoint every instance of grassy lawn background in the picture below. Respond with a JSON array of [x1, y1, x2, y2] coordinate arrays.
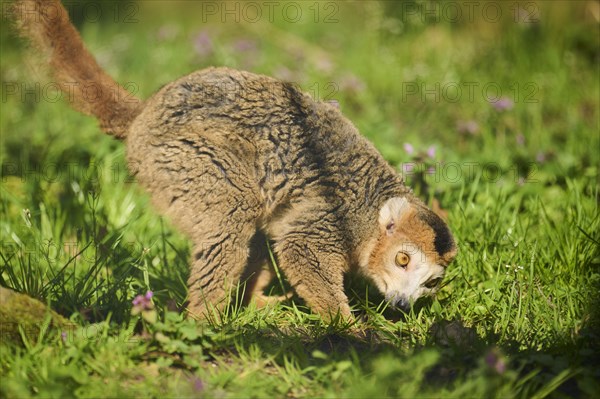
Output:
[[1, 1, 599, 397]]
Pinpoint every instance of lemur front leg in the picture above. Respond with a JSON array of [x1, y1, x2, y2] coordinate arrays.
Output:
[[272, 217, 353, 323]]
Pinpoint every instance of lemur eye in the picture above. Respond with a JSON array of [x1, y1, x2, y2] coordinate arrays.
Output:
[[395, 252, 410, 268], [424, 278, 442, 289]]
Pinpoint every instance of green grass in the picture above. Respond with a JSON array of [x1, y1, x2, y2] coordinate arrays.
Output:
[[1, 1, 599, 397]]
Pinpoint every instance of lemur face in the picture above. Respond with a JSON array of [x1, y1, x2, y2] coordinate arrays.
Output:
[[362, 197, 457, 311], [369, 239, 447, 310]]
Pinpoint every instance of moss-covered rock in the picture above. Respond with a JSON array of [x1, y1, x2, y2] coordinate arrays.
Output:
[[0, 286, 75, 345]]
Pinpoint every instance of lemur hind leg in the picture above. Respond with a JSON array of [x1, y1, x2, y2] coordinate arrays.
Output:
[[242, 233, 293, 309], [145, 136, 263, 321], [186, 216, 258, 320]]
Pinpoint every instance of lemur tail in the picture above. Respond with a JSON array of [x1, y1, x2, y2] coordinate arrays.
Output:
[[11, 0, 142, 139]]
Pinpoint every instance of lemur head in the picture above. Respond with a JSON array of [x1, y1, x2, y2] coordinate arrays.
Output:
[[361, 197, 457, 311]]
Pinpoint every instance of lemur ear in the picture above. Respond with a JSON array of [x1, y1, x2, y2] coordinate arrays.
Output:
[[378, 197, 411, 235]]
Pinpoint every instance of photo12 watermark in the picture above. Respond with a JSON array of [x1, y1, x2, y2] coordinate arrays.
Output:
[[400, 161, 540, 185], [2, 81, 140, 105], [197, 1, 339, 23], [3, 1, 139, 24], [398, 1, 540, 24], [401, 81, 539, 104]]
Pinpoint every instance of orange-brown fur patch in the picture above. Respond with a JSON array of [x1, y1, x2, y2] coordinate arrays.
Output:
[[368, 201, 457, 275]]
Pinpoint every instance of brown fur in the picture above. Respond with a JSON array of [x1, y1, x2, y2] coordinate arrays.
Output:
[[12, 0, 457, 322], [10, 0, 142, 138]]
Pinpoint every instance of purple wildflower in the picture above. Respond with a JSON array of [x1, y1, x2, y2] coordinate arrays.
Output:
[[193, 30, 213, 57], [516, 134, 525, 146], [490, 97, 514, 112], [404, 143, 414, 155], [485, 349, 507, 374], [61, 331, 68, 343], [190, 376, 204, 392], [457, 120, 480, 135], [426, 146, 436, 159], [232, 38, 258, 52], [536, 151, 546, 163], [402, 163, 415, 174], [132, 290, 154, 311]]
